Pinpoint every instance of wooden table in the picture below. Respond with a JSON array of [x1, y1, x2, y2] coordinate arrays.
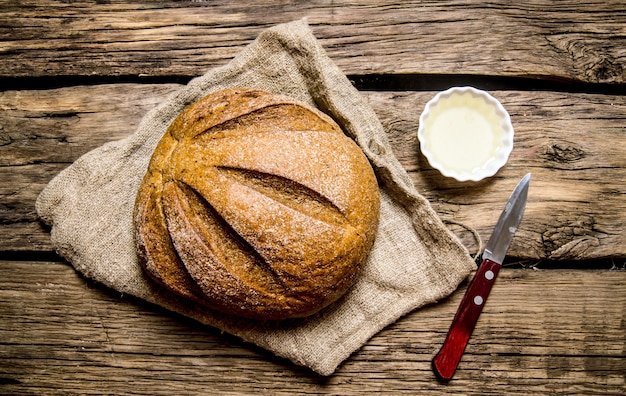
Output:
[[1, 2, 625, 394]]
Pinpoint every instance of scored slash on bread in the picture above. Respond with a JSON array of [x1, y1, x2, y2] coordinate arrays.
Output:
[[134, 88, 380, 320]]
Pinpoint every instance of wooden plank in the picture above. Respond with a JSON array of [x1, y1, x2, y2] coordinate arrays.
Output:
[[1, 1, 625, 83], [0, 163, 61, 251], [0, 260, 624, 394], [0, 84, 182, 253], [0, 84, 180, 166], [1, 84, 624, 260], [366, 90, 626, 260]]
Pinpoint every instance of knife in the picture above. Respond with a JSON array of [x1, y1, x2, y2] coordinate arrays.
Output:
[[432, 173, 531, 381]]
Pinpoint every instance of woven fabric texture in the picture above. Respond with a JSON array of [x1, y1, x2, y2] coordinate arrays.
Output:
[[36, 19, 474, 376]]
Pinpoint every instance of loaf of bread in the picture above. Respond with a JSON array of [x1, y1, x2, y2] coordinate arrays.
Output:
[[133, 88, 380, 320]]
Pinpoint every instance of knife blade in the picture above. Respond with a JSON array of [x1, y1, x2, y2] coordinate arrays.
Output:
[[432, 173, 531, 381]]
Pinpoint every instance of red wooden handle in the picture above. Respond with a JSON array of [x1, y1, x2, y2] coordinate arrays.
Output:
[[432, 258, 501, 380]]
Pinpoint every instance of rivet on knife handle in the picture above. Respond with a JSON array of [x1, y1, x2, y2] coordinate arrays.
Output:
[[432, 173, 530, 381]]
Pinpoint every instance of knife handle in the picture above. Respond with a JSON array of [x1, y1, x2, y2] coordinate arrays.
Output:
[[432, 258, 501, 381]]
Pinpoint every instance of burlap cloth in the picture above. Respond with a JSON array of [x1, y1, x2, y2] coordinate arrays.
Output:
[[36, 19, 475, 376]]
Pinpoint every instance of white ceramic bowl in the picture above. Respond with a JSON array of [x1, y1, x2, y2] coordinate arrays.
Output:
[[417, 86, 514, 182]]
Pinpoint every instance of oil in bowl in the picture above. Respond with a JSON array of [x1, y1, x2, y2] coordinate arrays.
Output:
[[418, 87, 514, 182]]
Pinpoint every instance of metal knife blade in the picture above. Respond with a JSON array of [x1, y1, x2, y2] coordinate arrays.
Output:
[[432, 173, 531, 381], [483, 173, 531, 264]]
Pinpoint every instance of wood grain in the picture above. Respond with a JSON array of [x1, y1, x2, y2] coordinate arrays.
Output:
[[1, 2, 625, 393], [367, 90, 626, 260], [1, 85, 624, 261], [1, 1, 624, 83], [1, 260, 624, 395]]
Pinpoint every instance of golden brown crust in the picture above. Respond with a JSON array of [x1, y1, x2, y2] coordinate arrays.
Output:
[[134, 88, 379, 320]]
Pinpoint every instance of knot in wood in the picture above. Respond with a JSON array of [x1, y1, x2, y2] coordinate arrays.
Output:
[[543, 142, 586, 163], [590, 56, 624, 84], [542, 214, 597, 259]]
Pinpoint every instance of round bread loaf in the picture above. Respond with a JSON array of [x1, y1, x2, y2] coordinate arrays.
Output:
[[134, 88, 380, 320]]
